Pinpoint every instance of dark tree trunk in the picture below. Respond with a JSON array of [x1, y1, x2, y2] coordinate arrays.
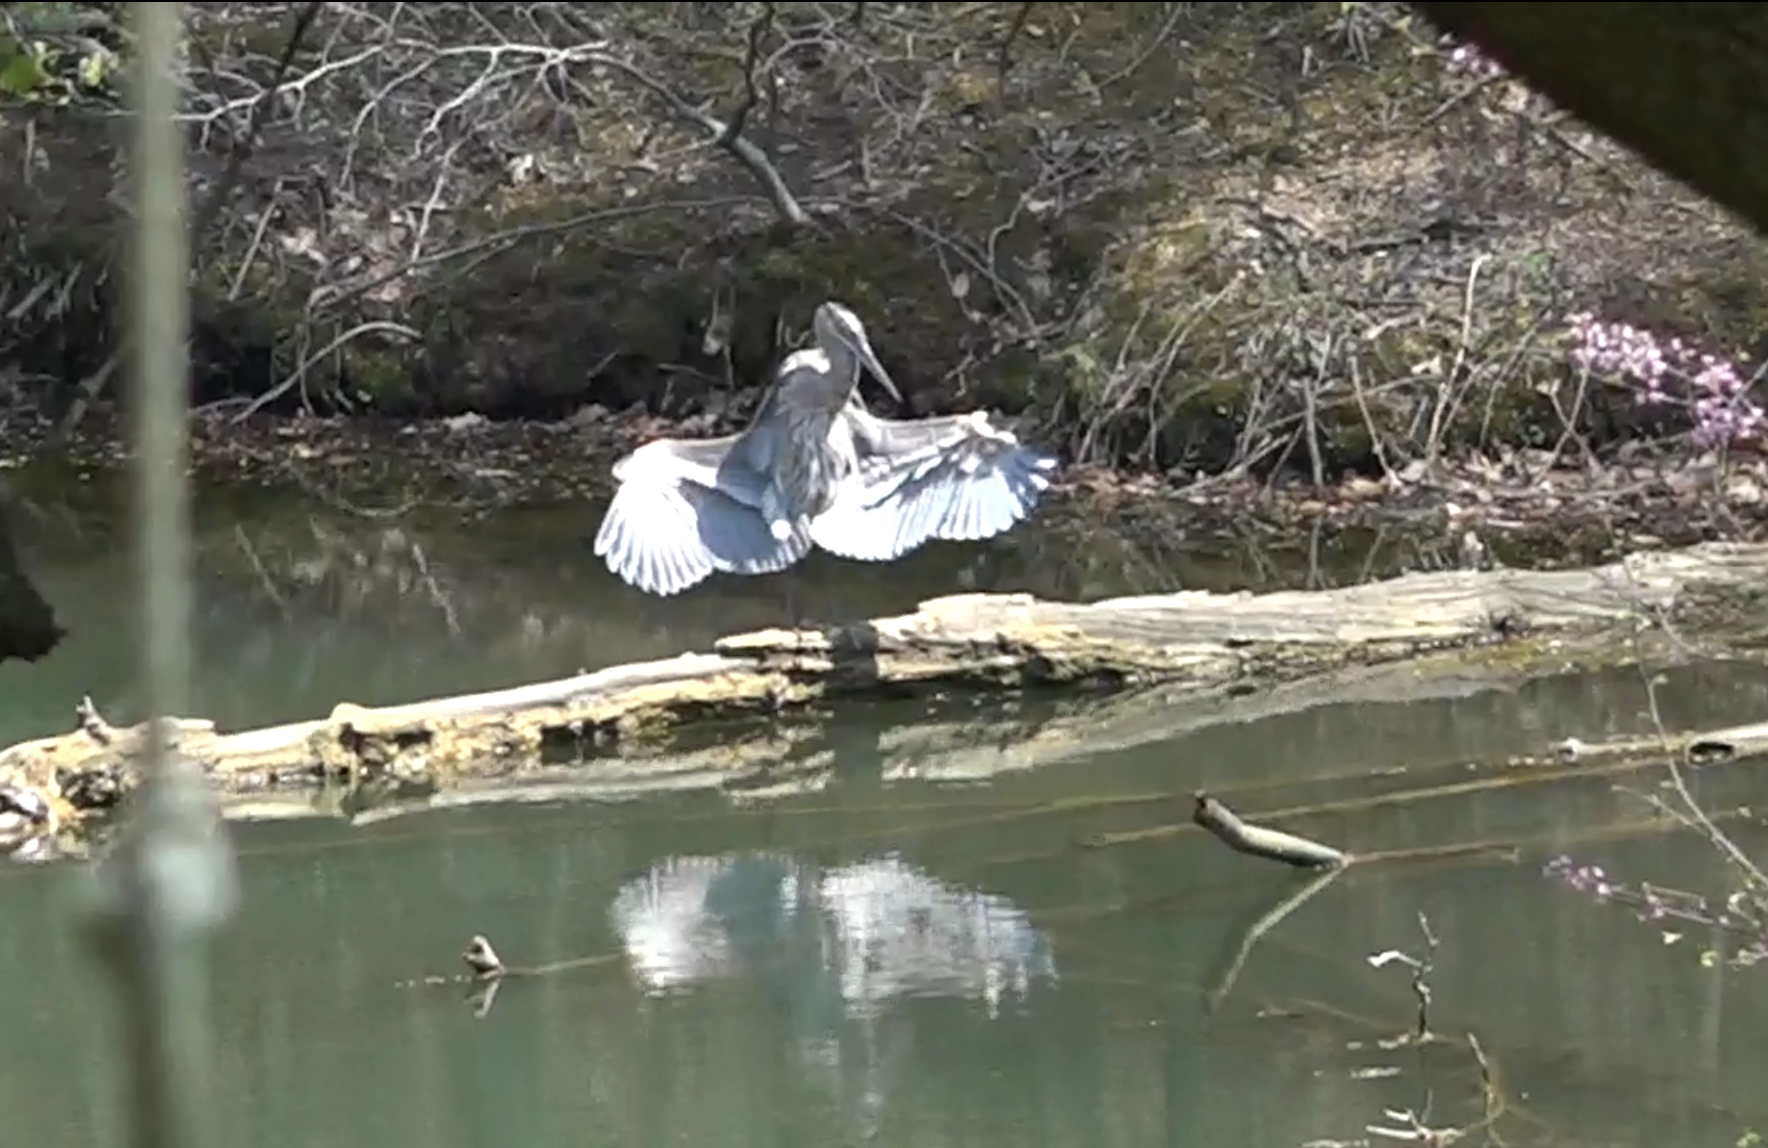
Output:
[[1416, 3, 1768, 235], [0, 490, 63, 664]]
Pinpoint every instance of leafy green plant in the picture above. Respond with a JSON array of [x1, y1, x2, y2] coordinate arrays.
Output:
[[0, 1, 121, 105]]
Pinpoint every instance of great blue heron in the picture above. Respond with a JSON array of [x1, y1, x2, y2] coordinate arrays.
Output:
[[594, 301, 1057, 597]]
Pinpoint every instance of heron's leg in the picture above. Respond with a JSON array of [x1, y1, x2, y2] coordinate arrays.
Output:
[[787, 567, 823, 634]]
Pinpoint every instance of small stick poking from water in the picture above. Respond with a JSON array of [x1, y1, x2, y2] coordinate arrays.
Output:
[[1192, 792, 1347, 869], [1367, 911, 1441, 1043], [463, 934, 505, 979], [76, 695, 116, 746]]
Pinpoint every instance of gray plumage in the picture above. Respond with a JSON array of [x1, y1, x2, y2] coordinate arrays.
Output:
[[594, 301, 1058, 597]]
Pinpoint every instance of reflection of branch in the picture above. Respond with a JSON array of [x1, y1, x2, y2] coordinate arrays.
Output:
[[233, 524, 290, 617], [409, 539, 461, 637], [1203, 864, 1344, 1013]]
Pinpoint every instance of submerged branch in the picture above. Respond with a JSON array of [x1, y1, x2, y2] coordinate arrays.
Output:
[[1192, 793, 1348, 869]]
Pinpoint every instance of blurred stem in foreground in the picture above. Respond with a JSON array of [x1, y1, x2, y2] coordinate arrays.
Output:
[[82, 6, 239, 1148]]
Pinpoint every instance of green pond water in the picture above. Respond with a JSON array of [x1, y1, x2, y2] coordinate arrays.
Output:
[[0, 475, 1765, 1148]]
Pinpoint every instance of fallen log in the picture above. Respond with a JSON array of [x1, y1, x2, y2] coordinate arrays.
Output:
[[5, 539, 1768, 849]]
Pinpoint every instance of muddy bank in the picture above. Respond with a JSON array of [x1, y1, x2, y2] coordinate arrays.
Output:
[[15, 406, 1768, 567]]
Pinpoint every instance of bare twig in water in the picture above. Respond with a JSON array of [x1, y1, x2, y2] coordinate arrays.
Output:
[[1467, 1033, 1506, 1130], [1365, 1106, 1462, 1146], [1367, 912, 1440, 1043], [389, 932, 628, 1020], [1359, 915, 1507, 1147], [1192, 792, 1348, 869], [463, 934, 504, 979], [76, 695, 116, 745]]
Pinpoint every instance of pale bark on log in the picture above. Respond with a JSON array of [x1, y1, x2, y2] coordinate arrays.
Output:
[[2, 540, 1767, 849]]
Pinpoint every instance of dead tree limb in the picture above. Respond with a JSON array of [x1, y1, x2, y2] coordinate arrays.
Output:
[[587, 14, 810, 227], [1192, 792, 1348, 869]]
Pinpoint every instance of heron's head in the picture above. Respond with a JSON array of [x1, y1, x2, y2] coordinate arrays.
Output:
[[813, 301, 902, 404]]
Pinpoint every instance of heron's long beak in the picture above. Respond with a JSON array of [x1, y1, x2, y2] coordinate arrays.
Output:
[[855, 335, 903, 403]]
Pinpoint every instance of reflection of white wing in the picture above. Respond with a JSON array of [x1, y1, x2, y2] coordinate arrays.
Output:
[[608, 851, 1056, 1015], [608, 853, 804, 994], [815, 855, 1056, 1016], [606, 856, 739, 992], [810, 410, 1058, 562]]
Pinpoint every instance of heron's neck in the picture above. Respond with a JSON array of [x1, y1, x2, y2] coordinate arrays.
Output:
[[824, 345, 864, 412]]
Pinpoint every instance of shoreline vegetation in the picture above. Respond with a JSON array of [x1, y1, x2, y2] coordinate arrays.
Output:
[[3, 3, 1767, 490], [0, 0, 1764, 629], [14, 404, 1768, 552]]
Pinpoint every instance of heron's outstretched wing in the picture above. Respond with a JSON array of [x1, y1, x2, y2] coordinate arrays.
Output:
[[594, 476, 719, 596], [809, 411, 1058, 562], [596, 440, 811, 595]]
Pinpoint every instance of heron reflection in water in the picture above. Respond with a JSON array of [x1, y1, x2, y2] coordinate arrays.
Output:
[[593, 301, 1058, 600]]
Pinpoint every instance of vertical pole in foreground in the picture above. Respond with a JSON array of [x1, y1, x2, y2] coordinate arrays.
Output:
[[85, 6, 239, 1148]]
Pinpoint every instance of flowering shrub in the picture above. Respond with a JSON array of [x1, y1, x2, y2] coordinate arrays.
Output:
[[1433, 34, 1764, 451], [1544, 855, 1767, 967], [1566, 315, 1765, 449]]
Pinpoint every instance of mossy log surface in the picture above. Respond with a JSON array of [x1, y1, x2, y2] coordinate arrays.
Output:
[[6, 540, 1768, 848]]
